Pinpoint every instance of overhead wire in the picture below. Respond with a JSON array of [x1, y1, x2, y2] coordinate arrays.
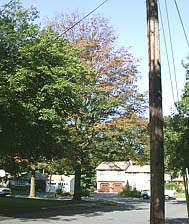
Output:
[[53, 0, 110, 82], [57, 0, 110, 38], [0, 0, 109, 66], [174, 0, 189, 49], [0, 0, 110, 41], [0, 0, 14, 14], [164, 0, 179, 103], [158, 1, 176, 109], [0, 0, 110, 85]]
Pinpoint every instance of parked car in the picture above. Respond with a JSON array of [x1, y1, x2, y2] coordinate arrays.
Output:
[[141, 190, 150, 199], [141, 189, 176, 200], [165, 189, 176, 199], [0, 187, 11, 196]]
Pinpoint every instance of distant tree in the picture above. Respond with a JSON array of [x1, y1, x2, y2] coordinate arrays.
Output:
[[164, 57, 189, 215], [164, 59, 189, 176], [46, 12, 149, 200], [94, 115, 149, 164]]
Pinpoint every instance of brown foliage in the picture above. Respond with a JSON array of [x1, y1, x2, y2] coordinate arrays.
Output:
[[46, 12, 140, 88], [45, 12, 149, 163]]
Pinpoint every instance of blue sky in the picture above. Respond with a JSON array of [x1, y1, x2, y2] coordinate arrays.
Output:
[[2, 0, 189, 116]]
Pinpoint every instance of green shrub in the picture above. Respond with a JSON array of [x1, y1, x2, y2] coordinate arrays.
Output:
[[125, 181, 132, 192], [61, 192, 72, 196], [165, 182, 185, 192], [81, 188, 90, 197], [118, 184, 141, 198], [56, 188, 62, 195], [165, 182, 178, 190]]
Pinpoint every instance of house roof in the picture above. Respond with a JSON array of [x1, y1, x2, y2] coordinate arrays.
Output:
[[96, 161, 130, 171], [125, 165, 150, 173], [24, 172, 46, 180], [96, 162, 172, 181]]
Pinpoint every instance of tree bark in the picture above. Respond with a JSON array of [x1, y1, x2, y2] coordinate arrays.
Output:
[[183, 169, 189, 218], [29, 169, 36, 198], [73, 163, 81, 201]]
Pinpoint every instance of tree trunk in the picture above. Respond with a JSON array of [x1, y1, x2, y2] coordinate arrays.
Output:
[[73, 163, 81, 201], [183, 169, 189, 218], [48, 174, 52, 192], [29, 169, 36, 198]]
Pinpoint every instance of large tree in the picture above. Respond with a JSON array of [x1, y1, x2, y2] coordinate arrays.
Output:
[[46, 12, 149, 200], [0, 1, 95, 197], [0, 0, 39, 154], [0, 3, 149, 200]]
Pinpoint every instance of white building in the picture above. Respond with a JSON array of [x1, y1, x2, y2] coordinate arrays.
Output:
[[124, 165, 150, 191], [96, 161, 130, 192], [46, 175, 75, 193], [96, 161, 170, 193]]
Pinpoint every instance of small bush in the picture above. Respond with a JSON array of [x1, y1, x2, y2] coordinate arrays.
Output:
[[165, 182, 184, 193], [56, 188, 62, 195], [61, 192, 72, 196], [118, 184, 141, 198], [165, 182, 178, 190], [81, 188, 90, 197]]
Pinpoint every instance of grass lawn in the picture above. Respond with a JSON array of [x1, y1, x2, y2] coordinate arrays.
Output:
[[0, 196, 116, 216], [175, 192, 186, 198], [0, 197, 74, 214]]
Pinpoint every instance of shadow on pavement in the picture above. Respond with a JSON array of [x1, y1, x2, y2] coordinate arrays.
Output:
[[0, 193, 187, 223], [166, 218, 189, 224], [0, 194, 149, 222]]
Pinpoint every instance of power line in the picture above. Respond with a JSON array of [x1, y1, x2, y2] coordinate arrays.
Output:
[[174, 0, 189, 49], [0, 0, 14, 14], [0, 0, 110, 61], [158, 1, 177, 109], [57, 0, 110, 38], [1, 0, 110, 40], [164, 0, 179, 102]]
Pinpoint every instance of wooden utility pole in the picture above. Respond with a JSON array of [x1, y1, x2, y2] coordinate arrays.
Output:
[[146, 0, 165, 223]]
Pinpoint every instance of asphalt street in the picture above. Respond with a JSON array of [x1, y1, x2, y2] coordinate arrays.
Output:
[[0, 193, 188, 224]]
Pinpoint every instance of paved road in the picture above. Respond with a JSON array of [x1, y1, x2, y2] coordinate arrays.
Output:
[[0, 193, 188, 224]]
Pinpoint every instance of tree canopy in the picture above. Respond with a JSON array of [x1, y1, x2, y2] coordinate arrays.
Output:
[[164, 57, 189, 176], [0, 0, 95, 172], [0, 1, 149, 200]]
